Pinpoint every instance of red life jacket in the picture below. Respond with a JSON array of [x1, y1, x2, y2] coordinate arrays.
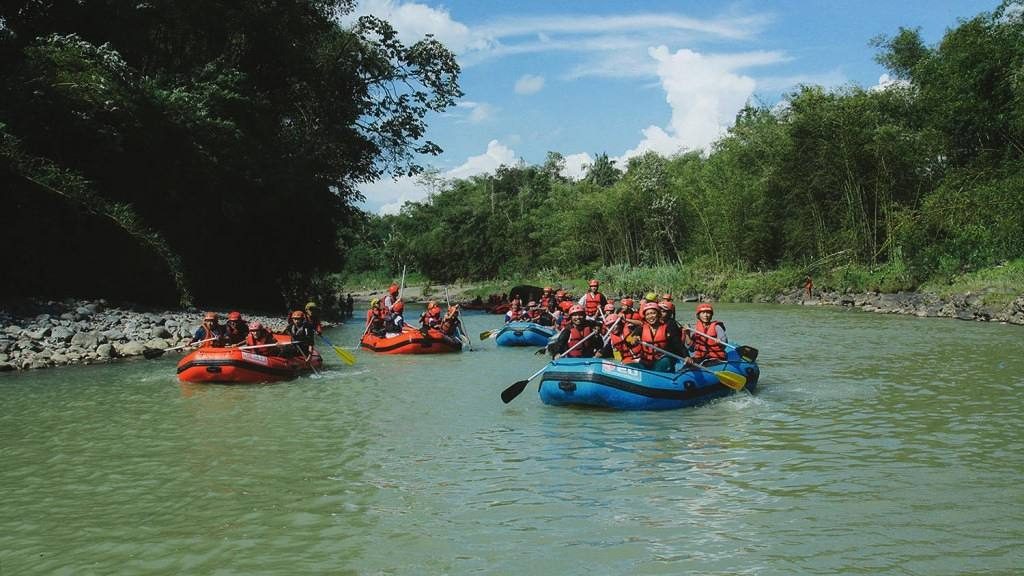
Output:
[[540, 295, 552, 309], [198, 326, 222, 348], [565, 325, 595, 357], [640, 322, 668, 362], [583, 292, 603, 316], [610, 332, 641, 363], [621, 309, 642, 323], [691, 320, 726, 361]]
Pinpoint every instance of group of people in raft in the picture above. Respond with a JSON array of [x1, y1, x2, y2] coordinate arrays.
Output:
[[505, 280, 728, 373], [364, 282, 466, 343], [188, 302, 323, 357]]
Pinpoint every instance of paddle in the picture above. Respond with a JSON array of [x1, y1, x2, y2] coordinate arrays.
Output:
[[687, 327, 759, 361], [318, 333, 356, 365], [501, 328, 600, 403], [142, 337, 216, 359], [479, 328, 499, 340], [534, 327, 564, 355], [638, 340, 746, 391], [292, 342, 320, 376]]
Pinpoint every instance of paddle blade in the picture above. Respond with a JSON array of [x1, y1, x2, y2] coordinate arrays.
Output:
[[479, 330, 493, 340], [500, 379, 530, 404], [715, 370, 747, 391], [142, 348, 165, 359], [333, 346, 356, 366]]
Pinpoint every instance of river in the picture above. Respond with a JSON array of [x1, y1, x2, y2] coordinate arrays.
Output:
[[1, 305, 1022, 575]]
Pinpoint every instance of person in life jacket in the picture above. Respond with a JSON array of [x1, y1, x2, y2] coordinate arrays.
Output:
[[191, 312, 226, 347], [224, 311, 249, 346], [304, 301, 324, 335], [420, 300, 443, 330], [244, 321, 278, 355], [578, 279, 607, 319], [557, 299, 574, 329], [596, 314, 641, 363], [504, 301, 524, 324], [383, 283, 400, 311], [283, 310, 316, 357], [439, 305, 463, 341], [638, 302, 690, 372], [540, 287, 554, 311], [659, 299, 679, 328], [366, 298, 388, 337], [384, 300, 406, 336], [688, 303, 728, 363], [619, 297, 642, 327], [548, 304, 601, 359]]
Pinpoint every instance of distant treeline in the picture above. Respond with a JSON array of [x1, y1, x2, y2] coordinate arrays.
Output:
[[1, 1, 460, 308], [347, 3, 1023, 289]]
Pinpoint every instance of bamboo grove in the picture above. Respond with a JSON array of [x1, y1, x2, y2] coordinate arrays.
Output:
[[350, 2, 1024, 291]]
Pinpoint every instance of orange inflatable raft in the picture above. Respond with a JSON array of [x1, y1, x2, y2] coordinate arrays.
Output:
[[360, 326, 462, 354], [176, 334, 323, 383]]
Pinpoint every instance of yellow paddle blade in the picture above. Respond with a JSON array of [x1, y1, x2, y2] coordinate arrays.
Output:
[[612, 350, 623, 361], [333, 345, 356, 366], [714, 369, 746, 391]]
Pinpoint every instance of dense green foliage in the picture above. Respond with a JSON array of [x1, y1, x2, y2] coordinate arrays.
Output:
[[1, 1, 461, 308], [348, 2, 1023, 295]]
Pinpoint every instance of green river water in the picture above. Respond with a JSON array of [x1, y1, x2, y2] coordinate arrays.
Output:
[[1, 305, 1022, 575]]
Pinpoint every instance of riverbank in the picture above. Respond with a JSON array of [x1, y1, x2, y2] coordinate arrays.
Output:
[[0, 299, 293, 372], [3, 281, 1021, 371]]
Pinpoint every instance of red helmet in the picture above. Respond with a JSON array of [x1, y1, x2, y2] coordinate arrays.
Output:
[[290, 310, 305, 320], [621, 298, 634, 308], [560, 300, 573, 312], [248, 321, 263, 331], [603, 313, 620, 326], [603, 303, 615, 312], [388, 283, 399, 295], [696, 303, 714, 314], [228, 311, 242, 321], [568, 304, 585, 316], [589, 279, 600, 287], [659, 301, 675, 312], [203, 311, 218, 321], [641, 302, 661, 315], [392, 301, 404, 313], [543, 286, 552, 292]]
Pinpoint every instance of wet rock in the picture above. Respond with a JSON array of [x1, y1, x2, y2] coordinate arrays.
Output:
[[96, 343, 116, 358], [116, 341, 147, 356]]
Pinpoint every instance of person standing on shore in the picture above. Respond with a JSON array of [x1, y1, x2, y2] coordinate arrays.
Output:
[[803, 275, 814, 300]]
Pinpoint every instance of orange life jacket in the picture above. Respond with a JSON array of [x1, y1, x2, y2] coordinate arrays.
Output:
[[620, 309, 642, 323], [565, 325, 595, 357], [610, 332, 641, 363], [640, 322, 668, 362], [583, 292, 603, 316], [691, 320, 726, 361]]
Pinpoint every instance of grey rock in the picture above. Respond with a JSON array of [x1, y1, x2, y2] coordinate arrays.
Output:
[[51, 353, 69, 364], [116, 341, 148, 356], [151, 326, 172, 339], [50, 326, 75, 342], [96, 343, 116, 358], [70, 331, 100, 349], [101, 329, 126, 341], [75, 306, 94, 317], [4, 326, 23, 336], [0, 362, 14, 371]]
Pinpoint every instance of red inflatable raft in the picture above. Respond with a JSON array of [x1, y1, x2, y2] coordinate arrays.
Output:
[[360, 326, 462, 354], [176, 334, 323, 383]]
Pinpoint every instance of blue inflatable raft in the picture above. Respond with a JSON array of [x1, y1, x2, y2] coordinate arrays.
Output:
[[495, 321, 557, 347], [537, 349, 759, 411]]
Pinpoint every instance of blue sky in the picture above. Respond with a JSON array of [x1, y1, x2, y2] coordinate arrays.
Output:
[[343, 0, 999, 214]]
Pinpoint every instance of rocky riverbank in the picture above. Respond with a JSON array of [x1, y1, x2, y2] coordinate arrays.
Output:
[[773, 288, 1024, 324], [3, 287, 1021, 372], [0, 299, 291, 372]]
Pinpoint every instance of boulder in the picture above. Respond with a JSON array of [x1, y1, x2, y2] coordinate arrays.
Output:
[[116, 341, 148, 356], [96, 343, 116, 358], [50, 326, 75, 342], [70, 331, 100, 350]]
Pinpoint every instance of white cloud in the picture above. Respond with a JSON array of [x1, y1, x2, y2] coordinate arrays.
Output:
[[613, 46, 786, 163], [446, 139, 517, 180], [458, 101, 496, 123], [561, 153, 592, 181], [514, 74, 545, 95], [360, 140, 518, 214], [870, 73, 911, 92], [343, 0, 494, 53]]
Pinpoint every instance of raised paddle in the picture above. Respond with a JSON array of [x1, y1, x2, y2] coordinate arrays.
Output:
[[686, 327, 758, 361], [501, 328, 600, 403], [317, 333, 356, 365], [142, 337, 216, 359], [638, 340, 747, 391]]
